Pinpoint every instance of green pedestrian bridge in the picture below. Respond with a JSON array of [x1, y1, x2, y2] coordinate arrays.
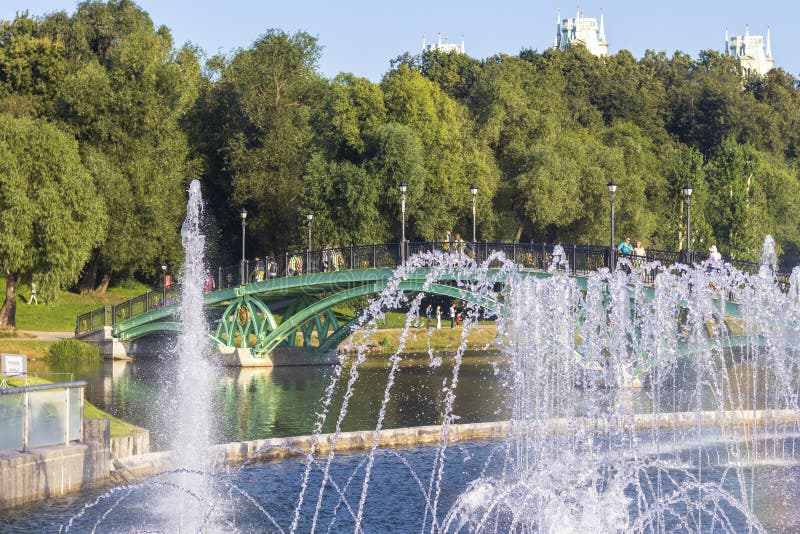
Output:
[[75, 241, 786, 362]]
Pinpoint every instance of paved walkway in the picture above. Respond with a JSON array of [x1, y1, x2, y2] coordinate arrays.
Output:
[[17, 330, 74, 341]]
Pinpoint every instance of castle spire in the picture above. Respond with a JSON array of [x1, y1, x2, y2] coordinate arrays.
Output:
[[438, 32, 442, 46], [554, 8, 561, 49], [724, 27, 729, 55], [766, 25, 772, 58], [460, 34, 465, 53], [599, 8, 606, 42], [422, 34, 426, 50]]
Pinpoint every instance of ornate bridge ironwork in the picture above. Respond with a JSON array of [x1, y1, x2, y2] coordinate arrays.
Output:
[[75, 241, 789, 360]]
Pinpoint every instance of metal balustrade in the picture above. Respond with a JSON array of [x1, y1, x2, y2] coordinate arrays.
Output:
[[75, 242, 793, 335]]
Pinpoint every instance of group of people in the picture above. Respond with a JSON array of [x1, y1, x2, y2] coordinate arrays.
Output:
[[617, 237, 647, 260], [287, 244, 344, 276], [320, 244, 344, 273], [618, 237, 724, 267], [424, 302, 463, 329], [250, 258, 279, 282], [443, 230, 468, 254]]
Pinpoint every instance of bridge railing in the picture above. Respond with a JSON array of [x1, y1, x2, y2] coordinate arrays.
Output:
[[75, 241, 794, 335], [75, 284, 181, 335]]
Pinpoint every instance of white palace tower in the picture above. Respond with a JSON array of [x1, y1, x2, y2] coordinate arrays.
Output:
[[725, 25, 774, 77], [554, 7, 608, 57], [422, 33, 465, 54]]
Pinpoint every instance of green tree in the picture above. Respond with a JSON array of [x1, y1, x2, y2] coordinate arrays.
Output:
[[0, 114, 105, 327], [205, 29, 325, 254], [705, 138, 768, 260], [315, 72, 386, 162], [53, 0, 200, 292], [0, 13, 66, 117], [381, 66, 498, 240]]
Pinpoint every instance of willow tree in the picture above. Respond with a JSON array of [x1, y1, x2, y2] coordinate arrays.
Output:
[[54, 0, 200, 292], [0, 114, 105, 328]]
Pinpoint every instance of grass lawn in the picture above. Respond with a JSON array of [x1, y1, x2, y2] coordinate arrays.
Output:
[[2, 278, 152, 332], [0, 339, 53, 359], [346, 323, 499, 354]]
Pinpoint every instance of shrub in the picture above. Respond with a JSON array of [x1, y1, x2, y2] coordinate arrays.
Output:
[[45, 340, 102, 367], [379, 334, 397, 354]]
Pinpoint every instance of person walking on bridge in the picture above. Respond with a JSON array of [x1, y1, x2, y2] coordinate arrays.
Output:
[[203, 267, 215, 293], [454, 233, 466, 255]]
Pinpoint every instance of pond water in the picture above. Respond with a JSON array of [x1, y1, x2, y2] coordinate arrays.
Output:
[[3, 436, 800, 533], [26, 348, 783, 452], [28, 350, 514, 450]]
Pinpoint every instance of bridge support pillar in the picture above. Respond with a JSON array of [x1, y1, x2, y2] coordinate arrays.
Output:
[[75, 327, 175, 360], [216, 346, 339, 367]]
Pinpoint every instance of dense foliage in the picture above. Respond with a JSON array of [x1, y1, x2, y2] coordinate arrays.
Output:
[[2, 1, 800, 327]]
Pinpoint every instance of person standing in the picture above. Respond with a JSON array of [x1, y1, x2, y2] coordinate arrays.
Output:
[[453, 233, 466, 255], [709, 245, 722, 262], [321, 243, 332, 272], [449, 303, 456, 328], [618, 237, 633, 256], [633, 241, 646, 266], [203, 267, 216, 293], [436, 305, 442, 329], [27, 282, 37, 305], [426, 304, 432, 327], [444, 230, 454, 252]]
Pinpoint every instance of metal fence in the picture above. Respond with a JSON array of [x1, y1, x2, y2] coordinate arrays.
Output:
[[0, 380, 85, 452], [76, 284, 181, 335], [75, 241, 794, 335]]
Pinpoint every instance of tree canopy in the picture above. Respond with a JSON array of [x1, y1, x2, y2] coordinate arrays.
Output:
[[3, 2, 800, 314]]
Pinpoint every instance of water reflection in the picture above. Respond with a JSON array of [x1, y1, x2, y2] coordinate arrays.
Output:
[[28, 347, 793, 451], [33, 352, 510, 450]]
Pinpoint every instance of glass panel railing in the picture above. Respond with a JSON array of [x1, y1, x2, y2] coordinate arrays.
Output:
[[68, 386, 83, 442], [27, 389, 66, 449], [0, 392, 24, 451]]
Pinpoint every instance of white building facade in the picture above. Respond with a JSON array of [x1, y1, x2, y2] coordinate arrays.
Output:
[[422, 33, 465, 54], [725, 25, 774, 77], [554, 7, 608, 57]]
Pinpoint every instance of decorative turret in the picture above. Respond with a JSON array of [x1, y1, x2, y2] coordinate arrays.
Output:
[[553, 8, 561, 49], [599, 9, 606, 43], [554, 6, 608, 57], [766, 26, 772, 58], [725, 24, 774, 77], [725, 27, 729, 55]]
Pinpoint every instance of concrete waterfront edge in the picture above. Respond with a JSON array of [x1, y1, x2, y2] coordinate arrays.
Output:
[[0, 419, 111, 510], [118, 408, 800, 480], [4, 409, 796, 508]]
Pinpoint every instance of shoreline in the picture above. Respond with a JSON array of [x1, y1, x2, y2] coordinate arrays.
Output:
[[118, 408, 800, 480]]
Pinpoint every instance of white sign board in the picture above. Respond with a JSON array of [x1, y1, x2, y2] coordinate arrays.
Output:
[[1, 353, 27, 376]]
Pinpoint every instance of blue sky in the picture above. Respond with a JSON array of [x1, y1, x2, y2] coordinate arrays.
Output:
[[4, 1, 797, 81]]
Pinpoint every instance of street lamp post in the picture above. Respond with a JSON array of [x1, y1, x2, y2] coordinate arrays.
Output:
[[608, 181, 617, 269], [306, 211, 314, 274], [399, 182, 407, 263], [683, 183, 693, 262], [239, 207, 247, 284], [161, 263, 167, 305], [470, 183, 478, 245]]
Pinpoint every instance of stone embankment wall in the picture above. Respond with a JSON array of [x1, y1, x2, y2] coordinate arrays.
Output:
[[111, 429, 150, 460], [119, 408, 800, 480], [0, 419, 111, 510]]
